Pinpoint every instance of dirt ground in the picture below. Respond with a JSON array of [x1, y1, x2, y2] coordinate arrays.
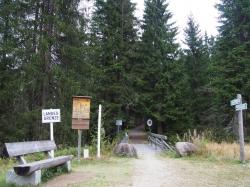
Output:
[[44, 126, 250, 187], [44, 172, 95, 187], [130, 144, 250, 187]]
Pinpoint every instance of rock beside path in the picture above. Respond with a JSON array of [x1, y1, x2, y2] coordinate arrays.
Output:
[[175, 142, 197, 156], [114, 143, 138, 158]]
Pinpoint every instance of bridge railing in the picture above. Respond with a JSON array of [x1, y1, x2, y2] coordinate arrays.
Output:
[[148, 132, 175, 152]]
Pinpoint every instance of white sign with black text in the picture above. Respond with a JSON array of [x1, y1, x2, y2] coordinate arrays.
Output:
[[236, 103, 247, 111], [42, 109, 61, 123], [230, 98, 240, 106]]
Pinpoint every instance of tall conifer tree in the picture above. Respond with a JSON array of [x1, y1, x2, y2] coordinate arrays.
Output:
[[90, 0, 138, 133], [138, 0, 189, 133], [183, 16, 210, 127], [212, 0, 250, 126]]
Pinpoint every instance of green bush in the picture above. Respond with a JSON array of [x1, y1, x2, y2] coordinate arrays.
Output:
[[42, 166, 68, 182]]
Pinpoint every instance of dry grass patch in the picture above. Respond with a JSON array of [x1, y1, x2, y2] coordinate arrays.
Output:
[[177, 129, 250, 162], [197, 142, 250, 161]]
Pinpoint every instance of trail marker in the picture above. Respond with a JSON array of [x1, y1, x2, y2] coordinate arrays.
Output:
[[231, 94, 246, 162], [147, 119, 153, 127], [116, 119, 122, 134], [236, 103, 247, 111], [230, 98, 240, 106], [116, 120, 123, 126], [147, 119, 153, 132]]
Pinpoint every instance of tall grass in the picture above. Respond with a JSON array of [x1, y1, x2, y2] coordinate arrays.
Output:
[[176, 129, 250, 162], [199, 142, 250, 161], [0, 158, 15, 187]]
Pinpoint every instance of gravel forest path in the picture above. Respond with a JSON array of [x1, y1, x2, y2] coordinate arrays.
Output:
[[44, 126, 250, 187], [128, 126, 176, 187]]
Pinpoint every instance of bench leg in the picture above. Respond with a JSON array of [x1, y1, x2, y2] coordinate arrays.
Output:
[[64, 161, 71, 172], [6, 169, 41, 186]]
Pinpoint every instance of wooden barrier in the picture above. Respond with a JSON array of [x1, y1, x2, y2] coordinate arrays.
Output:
[[148, 132, 175, 151]]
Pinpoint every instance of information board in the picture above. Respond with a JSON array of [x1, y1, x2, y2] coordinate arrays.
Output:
[[72, 96, 91, 129]]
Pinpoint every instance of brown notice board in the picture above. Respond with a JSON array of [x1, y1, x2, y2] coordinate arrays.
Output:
[[72, 96, 91, 129]]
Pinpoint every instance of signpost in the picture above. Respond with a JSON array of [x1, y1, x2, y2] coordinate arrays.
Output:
[[116, 119, 122, 134], [42, 109, 61, 157], [147, 119, 153, 132], [230, 94, 247, 162], [72, 96, 91, 161]]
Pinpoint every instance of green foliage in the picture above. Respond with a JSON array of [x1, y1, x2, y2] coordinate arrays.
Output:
[[0, 0, 89, 147], [136, 0, 192, 133], [1, 0, 250, 147], [182, 16, 212, 128], [90, 0, 139, 136], [42, 166, 68, 182], [211, 0, 250, 127]]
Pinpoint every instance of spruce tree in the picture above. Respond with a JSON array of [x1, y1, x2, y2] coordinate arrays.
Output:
[[138, 0, 190, 133], [90, 0, 138, 134], [0, 0, 30, 143], [0, 0, 89, 144], [212, 0, 250, 127], [183, 16, 210, 127]]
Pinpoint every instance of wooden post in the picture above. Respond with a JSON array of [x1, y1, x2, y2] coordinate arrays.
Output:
[[117, 125, 120, 134], [50, 122, 54, 158], [237, 94, 245, 162], [78, 130, 82, 162], [97, 105, 102, 158]]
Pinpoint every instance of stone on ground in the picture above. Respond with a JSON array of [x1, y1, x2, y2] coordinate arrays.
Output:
[[175, 142, 197, 156], [114, 143, 138, 158]]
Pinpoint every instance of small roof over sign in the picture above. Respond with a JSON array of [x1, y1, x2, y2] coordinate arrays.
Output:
[[72, 96, 92, 99]]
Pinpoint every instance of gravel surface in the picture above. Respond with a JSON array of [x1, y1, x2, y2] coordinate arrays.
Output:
[[131, 144, 175, 187]]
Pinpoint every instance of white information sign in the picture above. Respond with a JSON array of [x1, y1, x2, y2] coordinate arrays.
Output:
[[116, 120, 123, 126], [147, 119, 153, 127], [42, 109, 61, 123], [236, 103, 247, 111], [230, 98, 240, 106]]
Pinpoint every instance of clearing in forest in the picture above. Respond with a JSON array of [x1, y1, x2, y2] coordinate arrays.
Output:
[[43, 127, 250, 187]]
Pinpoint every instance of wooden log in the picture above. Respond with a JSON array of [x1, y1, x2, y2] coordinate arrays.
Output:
[[14, 155, 73, 176], [4, 141, 56, 157]]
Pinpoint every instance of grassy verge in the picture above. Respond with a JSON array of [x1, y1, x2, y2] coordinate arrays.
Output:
[[68, 157, 134, 187], [174, 129, 250, 162], [0, 158, 15, 187], [42, 156, 134, 187], [196, 141, 250, 161], [161, 154, 250, 187], [0, 143, 133, 187]]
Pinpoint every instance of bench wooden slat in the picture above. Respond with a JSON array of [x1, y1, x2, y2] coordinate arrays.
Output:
[[4, 141, 56, 157], [14, 155, 73, 176]]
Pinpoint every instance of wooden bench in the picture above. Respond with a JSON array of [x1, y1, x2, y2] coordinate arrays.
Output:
[[3, 140, 73, 186]]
